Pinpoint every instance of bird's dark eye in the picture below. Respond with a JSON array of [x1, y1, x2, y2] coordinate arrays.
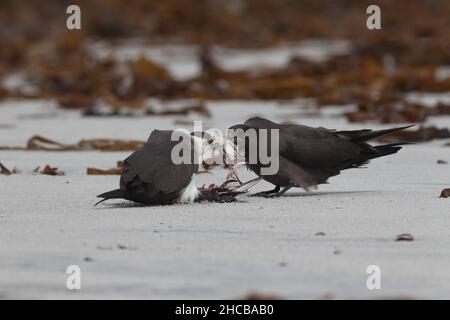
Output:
[[208, 138, 214, 144]]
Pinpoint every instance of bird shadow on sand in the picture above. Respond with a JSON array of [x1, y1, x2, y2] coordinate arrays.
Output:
[[93, 201, 154, 210], [396, 182, 449, 186], [92, 191, 375, 208], [93, 198, 248, 210], [261, 190, 377, 198]]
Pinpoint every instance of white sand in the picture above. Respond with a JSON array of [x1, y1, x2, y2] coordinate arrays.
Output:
[[1, 98, 450, 300]]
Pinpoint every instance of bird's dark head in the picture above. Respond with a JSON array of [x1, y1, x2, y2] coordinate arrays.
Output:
[[228, 124, 250, 132], [226, 124, 254, 164], [227, 123, 253, 141], [227, 124, 251, 145]]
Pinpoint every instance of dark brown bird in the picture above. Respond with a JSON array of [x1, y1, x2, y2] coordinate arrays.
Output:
[[229, 117, 412, 197], [96, 129, 221, 205]]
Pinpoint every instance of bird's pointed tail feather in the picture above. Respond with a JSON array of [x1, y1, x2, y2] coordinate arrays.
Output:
[[338, 124, 415, 143], [371, 142, 412, 157], [95, 189, 127, 206]]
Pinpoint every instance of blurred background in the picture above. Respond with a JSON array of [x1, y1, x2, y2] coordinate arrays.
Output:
[[1, 0, 450, 301], [0, 0, 449, 140]]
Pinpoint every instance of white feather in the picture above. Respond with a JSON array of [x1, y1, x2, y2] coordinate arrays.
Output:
[[178, 174, 200, 203]]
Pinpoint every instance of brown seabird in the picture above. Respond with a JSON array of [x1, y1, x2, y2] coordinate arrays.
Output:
[[229, 117, 412, 197]]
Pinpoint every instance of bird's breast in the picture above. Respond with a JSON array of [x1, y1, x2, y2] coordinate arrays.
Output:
[[178, 174, 200, 203]]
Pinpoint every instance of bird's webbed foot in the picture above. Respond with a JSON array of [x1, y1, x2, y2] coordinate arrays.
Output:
[[262, 185, 293, 198], [251, 186, 281, 197]]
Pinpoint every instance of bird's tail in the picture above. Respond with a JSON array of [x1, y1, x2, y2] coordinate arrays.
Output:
[[371, 142, 409, 158], [337, 124, 414, 143], [339, 141, 411, 171], [95, 189, 128, 206]]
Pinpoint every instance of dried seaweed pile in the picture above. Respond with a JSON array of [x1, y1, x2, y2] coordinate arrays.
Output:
[[1, 0, 450, 125], [0, 135, 144, 152], [2, 1, 449, 48]]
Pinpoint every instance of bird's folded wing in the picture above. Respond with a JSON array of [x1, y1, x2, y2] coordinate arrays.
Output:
[[147, 129, 175, 143], [125, 140, 199, 193], [278, 125, 362, 170]]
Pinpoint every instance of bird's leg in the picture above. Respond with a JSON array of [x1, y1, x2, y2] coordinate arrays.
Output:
[[234, 177, 262, 192], [251, 186, 281, 197], [263, 185, 293, 198], [225, 164, 242, 184]]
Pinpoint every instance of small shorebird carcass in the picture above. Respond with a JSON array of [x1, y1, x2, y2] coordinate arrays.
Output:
[[229, 117, 411, 198]]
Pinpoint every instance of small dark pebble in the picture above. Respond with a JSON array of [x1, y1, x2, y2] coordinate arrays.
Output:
[[437, 160, 448, 164], [315, 232, 326, 236], [84, 257, 94, 262], [440, 188, 450, 198], [97, 246, 113, 250], [396, 233, 414, 241], [117, 244, 137, 250]]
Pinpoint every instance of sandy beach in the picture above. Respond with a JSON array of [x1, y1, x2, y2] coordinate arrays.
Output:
[[1, 98, 449, 299]]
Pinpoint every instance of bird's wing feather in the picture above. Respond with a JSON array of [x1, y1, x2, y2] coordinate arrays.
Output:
[[147, 129, 176, 143], [124, 139, 199, 193], [278, 125, 362, 170], [244, 118, 361, 170], [242, 117, 407, 174]]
